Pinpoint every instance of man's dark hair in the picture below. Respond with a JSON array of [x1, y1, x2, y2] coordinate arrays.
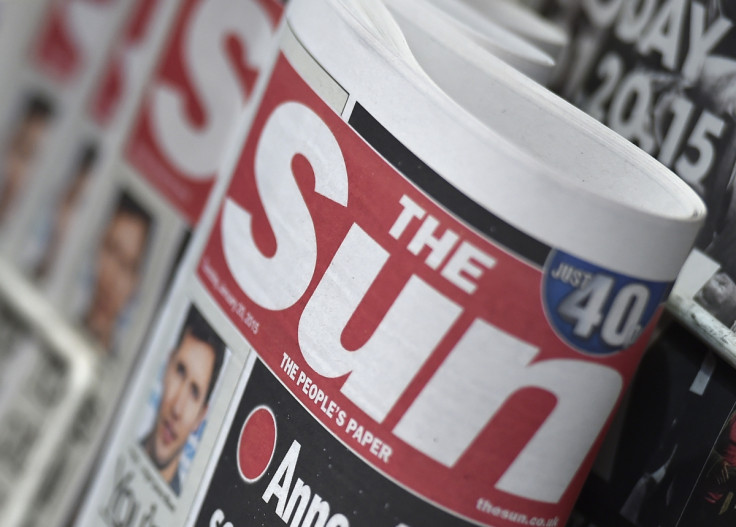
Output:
[[24, 93, 54, 121], [115, 191, 152, 229], [174, 307, 226, 404]]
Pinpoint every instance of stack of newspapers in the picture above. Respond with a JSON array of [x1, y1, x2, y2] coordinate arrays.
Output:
[[0, 1, 710, 526]]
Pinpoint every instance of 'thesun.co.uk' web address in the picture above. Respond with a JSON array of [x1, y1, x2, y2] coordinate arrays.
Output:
[[477, 498, 560, 527]]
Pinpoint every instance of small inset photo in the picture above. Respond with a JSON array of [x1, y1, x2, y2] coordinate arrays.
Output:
[[138, 305, 229, 496], [76, 189, 155, 353]]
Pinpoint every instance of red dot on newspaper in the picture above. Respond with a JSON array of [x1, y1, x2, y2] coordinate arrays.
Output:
[[237, 406, 277, 483]]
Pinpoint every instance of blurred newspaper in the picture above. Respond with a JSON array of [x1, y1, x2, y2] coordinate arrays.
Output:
[[0, 0, 287, 526]]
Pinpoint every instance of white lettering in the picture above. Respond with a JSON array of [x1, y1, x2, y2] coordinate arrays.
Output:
[[210, 509, 233, 527], [298, 225, 462, 422], [583, 0, 732, 78], [283, 479, 311, 525], [326, 515, 350, 527], [303, 494, 331, 527], [637, 0, 687, 71], [151, 0, 272, 178], [389, 195, 426, 239], [582, 0, 623, 29], [440, 241, 496, 294], [681, 3, 732, 81], [394, 318, 622, 503], [614, 0, 656, 43], [406, 215, 459, 269], [221, 102, 348, 311], [262, 440, 301, 516], [608, 71, 655, 153], [261, 440, 350, 526]]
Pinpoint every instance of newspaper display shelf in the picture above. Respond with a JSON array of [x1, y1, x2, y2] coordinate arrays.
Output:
[[0, 1, 724, 527]]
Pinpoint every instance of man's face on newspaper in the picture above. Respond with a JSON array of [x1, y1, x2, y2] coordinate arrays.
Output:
[[149, 332, 215, 473], [85, 210, 148, 348]]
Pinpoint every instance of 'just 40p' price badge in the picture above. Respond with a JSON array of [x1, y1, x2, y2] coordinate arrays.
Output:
[[543, 250, 671, 356]]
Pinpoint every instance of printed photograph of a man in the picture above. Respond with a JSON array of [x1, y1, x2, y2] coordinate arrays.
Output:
[[81, 190, 153, 351], [0, 94, 55, 223], [140, 307, 226, 496]]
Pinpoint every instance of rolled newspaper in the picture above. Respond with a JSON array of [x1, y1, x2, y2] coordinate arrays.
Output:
[[74, 0, 705, 526]]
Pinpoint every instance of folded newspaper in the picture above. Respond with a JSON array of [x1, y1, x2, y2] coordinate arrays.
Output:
[[69, 0, 705, 526]]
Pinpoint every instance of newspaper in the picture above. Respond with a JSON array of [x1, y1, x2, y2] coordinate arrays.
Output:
[[527, 0, 736, 364], [0, 1, 132, 524], [449, 0, 568, 59], [0, 1, 287, 526], [73, 1, 706, 526], [0, 0, 282, 527], [0, 0, 132, 254], [10, 0, 184, 288], [0, 0, 184, 524]]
